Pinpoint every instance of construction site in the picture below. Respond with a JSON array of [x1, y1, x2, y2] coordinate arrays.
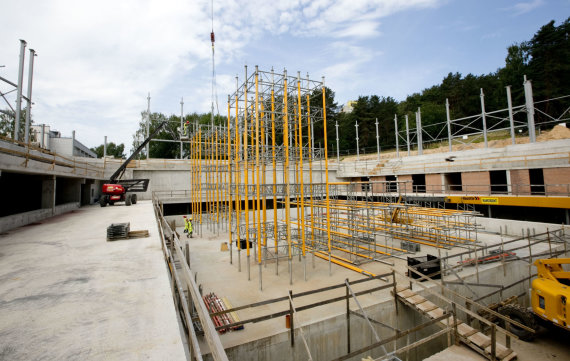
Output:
[[2, 57, 570, 361]]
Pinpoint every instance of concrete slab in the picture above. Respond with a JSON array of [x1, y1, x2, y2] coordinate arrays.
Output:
[[0, 201, 186, 360], [181, 227, 402, 352], [423, 344, 486, 361]]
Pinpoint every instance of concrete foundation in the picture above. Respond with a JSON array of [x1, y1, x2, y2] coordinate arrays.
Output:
[[0, 201, 186, 360]]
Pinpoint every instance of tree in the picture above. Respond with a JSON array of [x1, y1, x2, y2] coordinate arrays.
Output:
[[526, 18, 570, 122], [0, 108, 31, 140], [131, 110, 226, 159], [90, 142, 125, 158], [309, 86, 339, 153]]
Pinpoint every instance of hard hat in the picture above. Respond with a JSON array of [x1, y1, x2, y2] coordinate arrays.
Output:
[[183, 216, 186, 218], [189, 217, 193, 220]]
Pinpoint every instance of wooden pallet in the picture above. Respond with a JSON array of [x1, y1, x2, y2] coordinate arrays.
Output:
[[394, 285, 517, 361]]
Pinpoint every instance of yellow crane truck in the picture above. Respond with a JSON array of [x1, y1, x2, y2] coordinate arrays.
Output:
[[499, 258, 570, 340]]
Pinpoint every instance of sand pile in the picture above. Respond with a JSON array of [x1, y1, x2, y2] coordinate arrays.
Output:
[[538, 124, 570, 141]]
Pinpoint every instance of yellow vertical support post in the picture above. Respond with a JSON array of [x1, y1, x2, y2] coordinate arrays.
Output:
[[322, 78, 332, 275], [204, 129, 208, 226], [227, 96, 233, 263], [199, 127, 203, 227], [283, 69, 293, 285], [243, 66, 251, 281], [306, 84, 315, 248], [234, 82, 242, 272], [216, 126, 220, 226], [210, 127, 214, 226], [190, 131, 193, 219], [194, 130, 197, 226], [294, 97, 300, 240], [254, 66, 262, 290], [250, 108, 256, 257], [193, 131, 195, 221], [297, 73, 307, 282], [271, 75, 278, 257], [261, 97, 267, 248]]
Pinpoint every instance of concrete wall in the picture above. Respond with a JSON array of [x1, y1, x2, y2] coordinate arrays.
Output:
[[399, 174, 413, 193], [133, 170, 191, 200], [461, 171, 490, 194], [425, 174, 443, 193], [543, 167, 570, 196], [370, 176, 386, 193], [205, 294, 446, 361], [0, 202, 80, 233], [509, 169, 530, 195], [475, 216, 569, 236]]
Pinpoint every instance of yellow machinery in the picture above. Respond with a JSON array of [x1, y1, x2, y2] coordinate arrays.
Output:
[[531, 258, 570, 329], [499, 258, 570, 340]]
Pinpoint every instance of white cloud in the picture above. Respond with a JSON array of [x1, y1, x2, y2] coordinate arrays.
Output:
[[509, 0, 545, 16], [0, 0, 444, 149]]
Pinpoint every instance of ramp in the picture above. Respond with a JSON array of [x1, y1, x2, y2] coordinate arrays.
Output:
[[395, 285, 517, 361]]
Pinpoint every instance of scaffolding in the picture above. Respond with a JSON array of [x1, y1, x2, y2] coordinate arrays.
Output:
[[187, 66, 484, 289]]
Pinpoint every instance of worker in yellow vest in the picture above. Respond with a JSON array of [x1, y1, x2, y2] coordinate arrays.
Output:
[[184, 216, 193, 238], [183, 120, 190, 136]]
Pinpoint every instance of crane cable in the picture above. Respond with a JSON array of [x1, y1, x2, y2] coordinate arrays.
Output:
[[210, 0, 220, 126]]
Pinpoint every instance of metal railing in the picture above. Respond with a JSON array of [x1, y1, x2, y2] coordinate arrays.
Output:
[[152, 194, 228, 361]]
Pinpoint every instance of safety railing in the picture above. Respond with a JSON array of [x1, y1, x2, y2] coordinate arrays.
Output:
[[152, 193, 228, 361]]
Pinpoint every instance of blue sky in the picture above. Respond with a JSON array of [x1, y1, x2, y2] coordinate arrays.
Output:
[[1, 0, 568, 151]]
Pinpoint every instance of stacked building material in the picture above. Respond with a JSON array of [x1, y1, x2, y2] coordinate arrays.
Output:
[[203, 293, 243, 333], [106, 223, 130, 240]]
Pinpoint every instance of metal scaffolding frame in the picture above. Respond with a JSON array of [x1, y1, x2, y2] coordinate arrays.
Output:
[[186, 67, 488, 289]]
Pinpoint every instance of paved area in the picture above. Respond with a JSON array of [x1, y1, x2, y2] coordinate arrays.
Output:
[[0, 201, 186, 360]]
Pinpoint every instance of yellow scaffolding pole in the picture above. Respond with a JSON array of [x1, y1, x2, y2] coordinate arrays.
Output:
[[244, 67, 250, 260], [255, 67, 262, 265], [199, 127, 202, 225], [283, 70, 292, 263], [322, 80, 332, 256], [227, 97, 232, 249], [234, 90, 241, 256], [271, 84, 278, 253], [260, 97, 267, 248], [297, 74, 306, 257], [306, 88, 315, 248]]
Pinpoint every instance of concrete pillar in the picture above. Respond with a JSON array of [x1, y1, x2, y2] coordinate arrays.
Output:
[[14, 40, 27, 141], [506, 170, 512, 195], [523, 75, 536, 143], [41, 175, 56, 211], [24, 49, 36, 144], [72, 130, 76, 156]]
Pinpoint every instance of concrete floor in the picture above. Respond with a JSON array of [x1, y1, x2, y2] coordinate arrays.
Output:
[[0, 201, 186, 360], [182, 217, 569, 359]]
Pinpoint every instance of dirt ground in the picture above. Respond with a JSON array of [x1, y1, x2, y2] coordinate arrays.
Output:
[[507, 326, 570, 361]]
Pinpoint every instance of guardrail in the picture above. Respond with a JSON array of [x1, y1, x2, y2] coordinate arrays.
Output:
[[152, 193, 228, 361]]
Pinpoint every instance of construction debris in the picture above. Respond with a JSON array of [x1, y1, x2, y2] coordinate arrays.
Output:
[[459, 249, 516, 266]]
